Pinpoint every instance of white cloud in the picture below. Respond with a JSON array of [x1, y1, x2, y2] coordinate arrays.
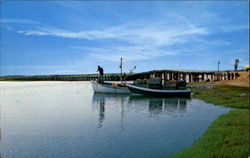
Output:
[[17, 28, 117, 40], [10, 14, 245, 62], [10, 18, 211, 62], [1, 18, 39, 24], [17, 30, 51, 36], [16, 21, 210, 61], [85, 45, 178, 61], [16, 21, 209, 45]]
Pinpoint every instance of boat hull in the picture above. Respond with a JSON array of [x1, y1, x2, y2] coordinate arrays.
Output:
[[126, 84, 191, 97], [91, 81, 130, 94]]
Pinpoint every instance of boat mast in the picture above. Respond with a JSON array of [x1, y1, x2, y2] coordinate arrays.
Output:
[[120, 57, 123, 82]]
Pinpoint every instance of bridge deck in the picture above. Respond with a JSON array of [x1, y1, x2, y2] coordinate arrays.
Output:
[[0, 69, 242, 82]]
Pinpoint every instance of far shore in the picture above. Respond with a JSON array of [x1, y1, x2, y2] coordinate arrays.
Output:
[[1, 79, 249, 87]]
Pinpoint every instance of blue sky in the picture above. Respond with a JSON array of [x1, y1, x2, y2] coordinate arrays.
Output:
[[0, 1, 249, 75]]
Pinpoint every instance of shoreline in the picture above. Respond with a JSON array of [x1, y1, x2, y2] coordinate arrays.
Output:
[[172, 84, 249, 158]]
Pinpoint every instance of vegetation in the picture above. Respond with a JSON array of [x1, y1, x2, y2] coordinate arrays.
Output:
[[192, 85, 249, 109], [172, 85, 249, 158]]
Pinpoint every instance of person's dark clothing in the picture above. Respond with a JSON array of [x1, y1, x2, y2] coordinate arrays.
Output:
[[97, 66, 104, 84], [98, 66, 104, 76]]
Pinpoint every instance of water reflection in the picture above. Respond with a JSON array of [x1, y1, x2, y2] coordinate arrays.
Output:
[[99, 97, 105, 128], [92, 93, 129, 128], [92, 93, 188, 127], [128, 96, 187, 114]]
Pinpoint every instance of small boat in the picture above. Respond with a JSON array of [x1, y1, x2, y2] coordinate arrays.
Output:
[[125, 84, 191, 97], [92, 58, 131, 94], [91, 81, 130, 94]]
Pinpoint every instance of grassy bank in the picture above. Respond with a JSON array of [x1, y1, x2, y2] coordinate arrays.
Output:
[[192, 85, 249, 109], [172, 85, 249, 158]]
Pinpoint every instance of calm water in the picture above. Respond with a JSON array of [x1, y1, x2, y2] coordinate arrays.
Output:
[[0, 81, 231, 158]]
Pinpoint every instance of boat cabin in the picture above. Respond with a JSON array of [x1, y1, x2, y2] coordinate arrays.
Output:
[[133, 77, 187, 90]]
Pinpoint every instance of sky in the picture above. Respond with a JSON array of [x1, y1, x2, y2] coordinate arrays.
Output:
[[0, 1, 249, 75]]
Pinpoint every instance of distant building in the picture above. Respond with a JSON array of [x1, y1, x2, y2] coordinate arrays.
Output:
[[243, 65, 250, 71]]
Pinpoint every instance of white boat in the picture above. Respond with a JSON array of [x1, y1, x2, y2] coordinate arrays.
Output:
[[91, 81, 131, 94]]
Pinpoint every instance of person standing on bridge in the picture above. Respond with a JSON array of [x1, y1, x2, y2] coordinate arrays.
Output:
[[97, 65, 104, 83]]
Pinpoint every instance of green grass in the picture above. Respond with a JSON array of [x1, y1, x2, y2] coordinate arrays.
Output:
[[171, 85, 249, 158], [192, 85, 249, 109]]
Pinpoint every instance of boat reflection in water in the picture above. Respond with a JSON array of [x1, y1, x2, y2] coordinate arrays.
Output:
[[92, 93, 188, 128], [98, 97, 105, 128], [91, 93, 129, 128], [128, 96, 187, 114]]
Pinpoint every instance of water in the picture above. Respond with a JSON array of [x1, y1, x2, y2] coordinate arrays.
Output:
[[0, 81, 231, 158]]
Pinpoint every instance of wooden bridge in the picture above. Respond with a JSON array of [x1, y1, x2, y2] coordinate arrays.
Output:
[[0, 73, 120, 81], [0, 69, 242, 82], [126, 69, 241, 82]]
